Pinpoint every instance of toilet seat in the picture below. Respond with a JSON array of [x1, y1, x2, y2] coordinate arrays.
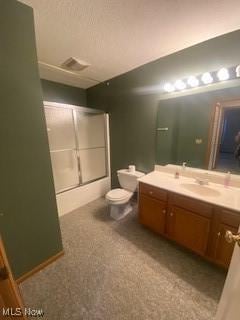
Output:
[[106, 188, 133, 204]]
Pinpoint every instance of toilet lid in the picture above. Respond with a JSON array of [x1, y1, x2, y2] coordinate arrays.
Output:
[[107, 188, 132, 200]]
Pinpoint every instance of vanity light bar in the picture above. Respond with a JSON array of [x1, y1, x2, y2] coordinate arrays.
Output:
[[217, 68, 229, 81], [201, 72, 213, 84], [163, 65, 239, 93]]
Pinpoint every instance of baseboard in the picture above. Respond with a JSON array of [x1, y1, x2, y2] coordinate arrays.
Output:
[[16, 250, 64, 284]]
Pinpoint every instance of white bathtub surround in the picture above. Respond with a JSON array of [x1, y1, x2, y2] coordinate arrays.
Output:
[[56, 177, 110, 216], [154, 164, 240, 188], [140, 168, 240, 212]]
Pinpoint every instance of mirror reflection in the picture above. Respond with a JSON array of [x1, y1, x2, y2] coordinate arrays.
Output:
[[216, 109, 240, 173], [156, 97, 240, 174]]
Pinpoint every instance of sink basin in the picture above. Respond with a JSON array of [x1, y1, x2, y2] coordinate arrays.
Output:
[[180, 183, 221, 197]]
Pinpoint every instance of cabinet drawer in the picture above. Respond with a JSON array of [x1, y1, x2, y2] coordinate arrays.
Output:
[[170, 193, 212, 218], [139, 183, 167, 202], [215, 207, 240, 228]]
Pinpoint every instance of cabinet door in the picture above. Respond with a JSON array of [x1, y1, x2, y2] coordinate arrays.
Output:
[[215, 224, 238, 268], [139, 195, 166, 235], [168, 206, 210, 255]]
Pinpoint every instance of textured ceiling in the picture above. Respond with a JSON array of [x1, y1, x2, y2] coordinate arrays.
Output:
[[19, 0, 240, 89]]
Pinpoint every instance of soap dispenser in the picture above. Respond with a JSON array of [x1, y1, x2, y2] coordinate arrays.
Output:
[[174, 170, 180, 179], [224, 171, 231, 188]]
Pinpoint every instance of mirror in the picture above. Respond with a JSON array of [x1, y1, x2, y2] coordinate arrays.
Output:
[[156, 94, 240, 174]]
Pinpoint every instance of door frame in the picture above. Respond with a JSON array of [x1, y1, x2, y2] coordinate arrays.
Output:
[[206, 99, 240, 170], [0, 236, 26, 319]]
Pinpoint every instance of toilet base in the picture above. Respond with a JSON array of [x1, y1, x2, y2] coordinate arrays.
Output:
[[110, 202, 132, 220]]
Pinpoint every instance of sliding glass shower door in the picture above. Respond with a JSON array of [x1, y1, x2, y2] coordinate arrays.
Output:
[[44, 103, 108, 194], [45, 106, 79, 193], [76, 112, 107, 184]]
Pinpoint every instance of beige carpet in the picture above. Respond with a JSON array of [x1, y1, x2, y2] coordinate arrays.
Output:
[[20, 198, 226, 320]]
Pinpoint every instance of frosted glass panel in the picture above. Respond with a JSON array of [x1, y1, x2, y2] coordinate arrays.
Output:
[[77, 113, 105, 149], [50, 150, 79, 192], [44, 104, 108, 193], [45, 107, 76, 150], [80, 148, 106, 183]]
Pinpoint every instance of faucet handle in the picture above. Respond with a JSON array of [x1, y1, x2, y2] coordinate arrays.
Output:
[[182, 162, 187, 168]]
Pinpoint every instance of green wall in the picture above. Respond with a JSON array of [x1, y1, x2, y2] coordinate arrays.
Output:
[[87, 30, 240, 186], [0, 0, 62, 278], [41, 79, 87, 106]]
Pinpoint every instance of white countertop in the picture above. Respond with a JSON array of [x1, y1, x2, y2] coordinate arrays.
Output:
[[138, 171, 240, 213]]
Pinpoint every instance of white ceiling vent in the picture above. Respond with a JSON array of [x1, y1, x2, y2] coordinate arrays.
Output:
[[62, 57, 90, 71]]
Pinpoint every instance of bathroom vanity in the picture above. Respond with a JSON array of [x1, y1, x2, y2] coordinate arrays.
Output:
[[138, 169, 240, 269]]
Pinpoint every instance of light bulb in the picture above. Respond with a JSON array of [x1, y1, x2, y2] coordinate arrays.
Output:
[[187, 76, 199, 88], [175, 80, 186, 90], [201, 72, 213, 84], [217, 68, 229, 81], [163, 83, 175, 93], [236, 65, 240, 78]]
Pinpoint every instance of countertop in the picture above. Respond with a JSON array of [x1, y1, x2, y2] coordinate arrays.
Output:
[[138, 171, 240, 213]]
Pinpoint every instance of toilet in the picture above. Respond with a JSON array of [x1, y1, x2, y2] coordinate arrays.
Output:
[[106, 169, 145, 220]]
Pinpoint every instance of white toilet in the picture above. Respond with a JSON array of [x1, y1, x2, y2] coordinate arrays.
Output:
[[106, 169, 145, 220]]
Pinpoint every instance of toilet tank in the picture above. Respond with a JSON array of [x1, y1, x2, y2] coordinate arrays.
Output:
[[117, 169, 145, 192]]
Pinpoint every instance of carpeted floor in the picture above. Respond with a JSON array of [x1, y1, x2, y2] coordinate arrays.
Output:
[[20, 198, 226, 320]]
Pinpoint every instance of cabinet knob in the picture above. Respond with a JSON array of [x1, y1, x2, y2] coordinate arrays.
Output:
[[149, 191, 153, 195], [225, 230, 240, 247], [170, 212, 173, 217], [217, 231, 221, 237], [162, 209, 166, 214]]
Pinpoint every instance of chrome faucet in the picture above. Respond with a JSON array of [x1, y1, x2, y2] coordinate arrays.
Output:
[[182, 162, 187, 170]]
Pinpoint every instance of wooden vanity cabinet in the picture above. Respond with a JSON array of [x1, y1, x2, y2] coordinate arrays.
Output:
[[139, 183, 167, 235], [167, 194, 212, 256], [138, 182, 240, 269], [207, 208, 240, 268], [139, 195, 167, 235]]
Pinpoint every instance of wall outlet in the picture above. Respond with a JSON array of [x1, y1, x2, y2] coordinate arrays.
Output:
[[195, 138, 202, 144]]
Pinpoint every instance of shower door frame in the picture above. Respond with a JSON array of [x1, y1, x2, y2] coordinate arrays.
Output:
[[44, 101, 109, 194]]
